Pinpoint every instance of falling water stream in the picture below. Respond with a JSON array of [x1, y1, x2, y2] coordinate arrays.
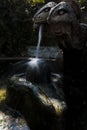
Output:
[[36, 25, 43, 58], [0, 25, 43, 130]]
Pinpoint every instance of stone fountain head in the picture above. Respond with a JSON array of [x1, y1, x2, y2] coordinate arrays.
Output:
[[46, 1, 84, 50], [47, 1, 78, 24], [33, 2, 57, 29]]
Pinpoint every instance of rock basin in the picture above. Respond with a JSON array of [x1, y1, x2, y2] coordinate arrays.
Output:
[[6, 72, 66, 130]]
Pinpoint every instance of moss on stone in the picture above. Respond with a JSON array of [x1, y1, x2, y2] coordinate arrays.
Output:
[[0, 89, 6, 102]]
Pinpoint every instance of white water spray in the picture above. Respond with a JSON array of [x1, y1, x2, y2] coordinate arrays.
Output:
[[36, 25, 43, 58]]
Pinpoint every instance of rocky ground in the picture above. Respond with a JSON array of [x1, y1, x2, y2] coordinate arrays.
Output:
[[0, 106, 30, 130]]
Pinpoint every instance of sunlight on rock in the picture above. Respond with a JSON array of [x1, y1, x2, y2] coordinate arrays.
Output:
[[38, 93, 66, 116], [49, 98, 66, 116], [38, 93, 52, 106]]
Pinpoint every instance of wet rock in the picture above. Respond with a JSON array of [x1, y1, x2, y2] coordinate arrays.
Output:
[[6, 74, 66, 130]]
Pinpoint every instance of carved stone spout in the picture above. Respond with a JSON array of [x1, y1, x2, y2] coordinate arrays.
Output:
[[33, 2, 57, 29], [33, 1, 87, 50]]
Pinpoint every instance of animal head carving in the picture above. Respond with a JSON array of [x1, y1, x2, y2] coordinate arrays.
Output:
[[47, 1, 79, 24], [46, 1, 82, 50], [33, 2, 57, 29]]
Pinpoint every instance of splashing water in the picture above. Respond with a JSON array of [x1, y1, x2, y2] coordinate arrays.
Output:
[[28, 58, 39, 69], [36, 25, 43, 58]]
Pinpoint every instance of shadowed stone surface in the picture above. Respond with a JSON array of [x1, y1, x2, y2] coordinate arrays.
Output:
[[6, 73, 66, 130], [33, 1, 87, 130]]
